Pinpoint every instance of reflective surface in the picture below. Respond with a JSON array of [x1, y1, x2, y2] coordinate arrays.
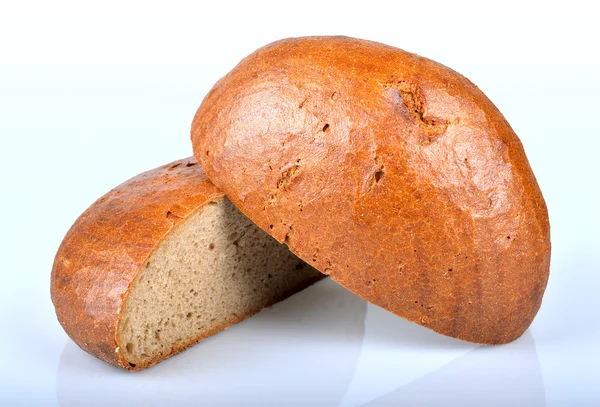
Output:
[[3, 249, 600, 406], [57, 280, 367, 407], [54, 279, 547, 407], [356, 331, 544, 407]]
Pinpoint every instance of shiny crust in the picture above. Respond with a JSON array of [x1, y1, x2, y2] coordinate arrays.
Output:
[[192, 36, 551, 344], [52, 158, 224, 369]]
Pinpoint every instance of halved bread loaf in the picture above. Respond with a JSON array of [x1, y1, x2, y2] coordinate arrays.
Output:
[[192, 36, 551, 344], [51, 157, 322, 370]]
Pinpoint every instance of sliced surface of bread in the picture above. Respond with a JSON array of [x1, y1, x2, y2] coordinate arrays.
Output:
[[51, 158, 322, 370], [192, 36, 551, 344]]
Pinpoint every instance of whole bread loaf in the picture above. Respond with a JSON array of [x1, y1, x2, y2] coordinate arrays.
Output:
[[192, 36, 551, 344], [51, 157, 322, 370]]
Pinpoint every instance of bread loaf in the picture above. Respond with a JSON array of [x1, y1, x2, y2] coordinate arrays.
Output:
[[51, 157, 322, 370], [191, 36, 551, 344]]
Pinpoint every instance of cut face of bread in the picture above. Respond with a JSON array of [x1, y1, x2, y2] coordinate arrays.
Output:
[[51, 158, 322, 370], [118, 198, 316, 369]]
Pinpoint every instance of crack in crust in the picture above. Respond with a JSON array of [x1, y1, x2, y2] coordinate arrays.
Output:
[[277, 165, 301, 190], [364, 165, 385, 195], [382, 80, 450, 143], [269, 164, 302, 206]]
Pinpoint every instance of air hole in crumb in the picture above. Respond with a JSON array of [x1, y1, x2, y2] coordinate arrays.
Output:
[[129, 363, 136, 368], [186, 161, 196, 167], [269, 224, 274, 230], [206, 150, 210, 156], [186, 312, 193, 319], [208, 243, 215, 250], [374, 170, 384, 182], [267, 274, 272, 279], [125, 343, 133, 353], [322, 123, 330, 132], [507, 236, 511, 239]]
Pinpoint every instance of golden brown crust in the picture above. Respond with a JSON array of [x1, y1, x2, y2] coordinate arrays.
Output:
[[192, 36, 551, 344], [51, 158, 224, 369]]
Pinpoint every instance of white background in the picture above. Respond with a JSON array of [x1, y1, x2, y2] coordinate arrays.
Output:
[[1, 0, 599, 405]]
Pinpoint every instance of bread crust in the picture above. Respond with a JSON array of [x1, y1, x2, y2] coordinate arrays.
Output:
[[51, 158, 223, 368], [192, 36, 551, 344], [51, 158, 321, 370]]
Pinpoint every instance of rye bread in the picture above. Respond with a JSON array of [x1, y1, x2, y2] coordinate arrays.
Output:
[[51, 157, 322, 370], [191, 36, 551, 344]]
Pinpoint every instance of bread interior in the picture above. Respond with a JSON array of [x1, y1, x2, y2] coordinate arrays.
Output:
[[118, 197, 319, 368]]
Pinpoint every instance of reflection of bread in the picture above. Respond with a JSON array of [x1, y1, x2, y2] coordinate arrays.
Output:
[[362, 332, 544, 407], [57, 279, 367, 407], [51, 157, 322, 370], [192, 36, 551, 344]]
